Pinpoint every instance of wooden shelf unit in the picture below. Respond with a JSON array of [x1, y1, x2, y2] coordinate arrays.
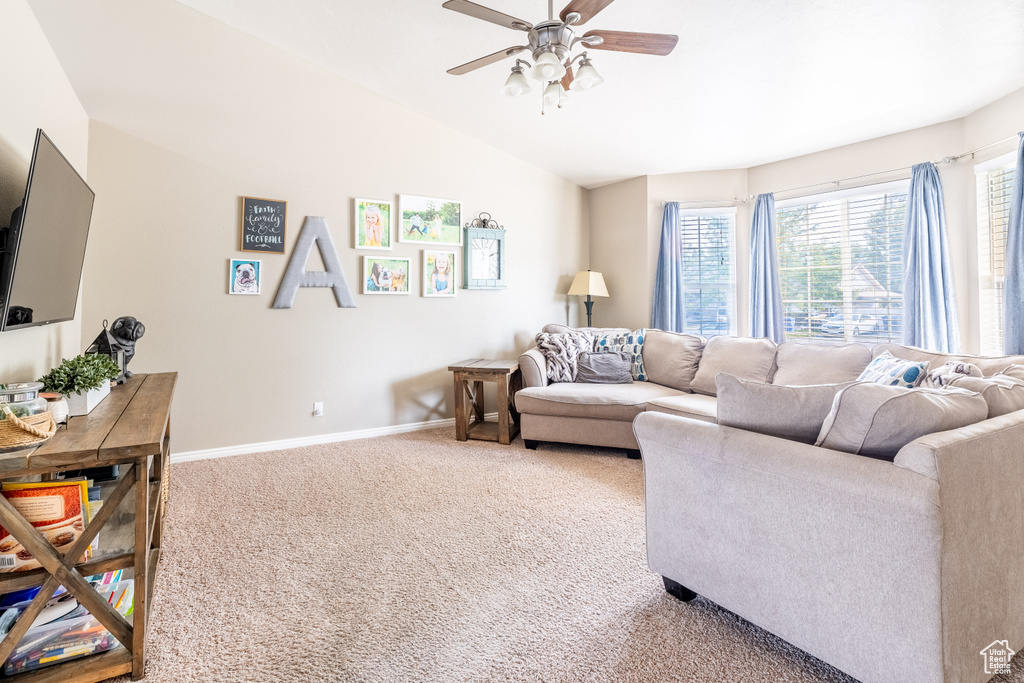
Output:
[[0, 373, 176, 682]]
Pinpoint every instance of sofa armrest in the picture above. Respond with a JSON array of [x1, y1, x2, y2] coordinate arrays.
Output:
[[519, 347, 549, 388], [892, 410, 1024, 683]]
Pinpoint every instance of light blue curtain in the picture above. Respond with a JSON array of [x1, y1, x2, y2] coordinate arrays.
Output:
[[749, 193, 785, 341], [1002, 133, 1024, 354], [903, 162, 961, 352], [651, 202, 684, 332]]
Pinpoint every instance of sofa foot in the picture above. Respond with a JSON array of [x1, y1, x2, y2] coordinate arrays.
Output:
[[625, 449, 641, 460], [663, 576, 698, 602], [524, 439, 539, 450]]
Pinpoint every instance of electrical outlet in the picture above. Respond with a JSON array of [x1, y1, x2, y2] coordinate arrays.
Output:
[[313, 402, 324, 417]]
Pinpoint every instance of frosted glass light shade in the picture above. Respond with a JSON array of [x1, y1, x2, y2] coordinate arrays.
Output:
[[568, 271, 609, 297], [569, 62, 604, 91], [530, 51, 566, 82], [543, 81, 561, 107], [500, 70, 532, 97]]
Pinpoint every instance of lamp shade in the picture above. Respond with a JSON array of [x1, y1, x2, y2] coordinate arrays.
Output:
[[500, 68, 532, 97], [530, 51, 566, 82], [569, 62, 604, 91], [568, 271, 609, 297]]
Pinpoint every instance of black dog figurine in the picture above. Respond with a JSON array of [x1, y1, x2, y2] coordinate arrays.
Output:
[[110, 316, 145, 378]]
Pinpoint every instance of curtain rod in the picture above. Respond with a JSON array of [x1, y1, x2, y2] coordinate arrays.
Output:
[[660, 132, 1020, 206]]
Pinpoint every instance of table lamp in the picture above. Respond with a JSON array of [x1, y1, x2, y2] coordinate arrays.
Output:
[[568, 270, 609, 327]]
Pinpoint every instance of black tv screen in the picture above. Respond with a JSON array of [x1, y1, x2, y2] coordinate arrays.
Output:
[[0, 129, 94, 331]]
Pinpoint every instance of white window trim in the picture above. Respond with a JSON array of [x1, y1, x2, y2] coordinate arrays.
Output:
[[974, 151, 1017, 175], [775, 179, 910, 208]]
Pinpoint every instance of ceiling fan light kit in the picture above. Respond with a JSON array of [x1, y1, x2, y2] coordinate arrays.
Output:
[[500, 62, 533, 96], [443, 0, 677, 112]]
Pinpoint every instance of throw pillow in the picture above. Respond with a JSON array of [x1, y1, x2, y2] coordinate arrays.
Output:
[[641, 330, 704, 392], [919, 360, 982, 388], [856, 351, 928, 388], [690, 336, 777, 396], [593, 329, 649, 381], [575, 351, 633, 384], [535, 331, 593, 383], [771, 342, 872, 386], [999, 364, 1024, 382], [947, 375, 1024, 418], [716, 374, 853, 444], [815, 383, 988, 460]]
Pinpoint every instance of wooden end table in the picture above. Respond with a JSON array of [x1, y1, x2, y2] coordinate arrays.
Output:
[[448, 359, 521, 445]]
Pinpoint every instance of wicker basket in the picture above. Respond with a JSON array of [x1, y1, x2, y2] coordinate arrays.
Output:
[[0, 407, 57, 451]]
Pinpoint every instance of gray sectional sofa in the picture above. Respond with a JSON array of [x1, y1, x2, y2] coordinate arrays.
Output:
[[515, 324, 1024, 683]]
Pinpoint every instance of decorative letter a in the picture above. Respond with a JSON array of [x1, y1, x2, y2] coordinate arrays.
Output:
[[272, 216, 356, 309]]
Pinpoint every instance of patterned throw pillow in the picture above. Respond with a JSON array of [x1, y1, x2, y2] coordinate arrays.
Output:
[[856, 351, 928, 388], [919, 360, 983, 389], [593, 328, 648, 381], [535, 331, 594, 383]]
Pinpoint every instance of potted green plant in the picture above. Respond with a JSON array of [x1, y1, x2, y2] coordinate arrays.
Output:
[[39, 354, 121, 416]]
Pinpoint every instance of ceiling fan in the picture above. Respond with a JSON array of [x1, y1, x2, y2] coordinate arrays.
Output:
[[443, 0, 678, 110]]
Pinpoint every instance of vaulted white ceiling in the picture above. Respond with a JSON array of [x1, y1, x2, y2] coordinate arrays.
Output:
[[38, 0, 1024, 188]]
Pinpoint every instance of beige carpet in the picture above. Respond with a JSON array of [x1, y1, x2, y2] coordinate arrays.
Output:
[[110, 428, 1022, 682]]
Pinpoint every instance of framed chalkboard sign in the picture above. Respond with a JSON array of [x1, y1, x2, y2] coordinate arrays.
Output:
[[240, 196, 287, 254]]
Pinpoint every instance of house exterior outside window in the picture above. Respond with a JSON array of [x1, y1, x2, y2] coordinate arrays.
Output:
[[680, 208, 736, 337], [776, 180, 908, 343], [975, 152, 1016, 355]]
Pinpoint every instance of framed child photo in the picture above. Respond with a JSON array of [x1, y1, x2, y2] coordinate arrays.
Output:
[[354, 198, 392, 250], [398, 194, 462, 246], [423, 250, 457, 298], [228, 259, 261, 295], [363, 256, 411, 295]]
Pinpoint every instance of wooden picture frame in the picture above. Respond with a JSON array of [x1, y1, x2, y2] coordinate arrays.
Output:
[[463, 228, 506, 290], [240, 196, 286, 254]]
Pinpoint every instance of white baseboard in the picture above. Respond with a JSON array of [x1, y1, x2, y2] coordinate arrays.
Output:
[[170, 413, 498, 464]]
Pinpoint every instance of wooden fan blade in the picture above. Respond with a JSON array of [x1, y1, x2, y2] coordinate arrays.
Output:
[[442, 0, 532, 31], [447, 46, 528, 75], [559, 0, 614, 25], [561, 65, 574, 91], [582, 30, 678, 56]]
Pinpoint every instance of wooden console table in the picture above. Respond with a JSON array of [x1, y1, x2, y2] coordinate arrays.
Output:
[[448, 359, 520, 445], [0, 372, 175, 682]]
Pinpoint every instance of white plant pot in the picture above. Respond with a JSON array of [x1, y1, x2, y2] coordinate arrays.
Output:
[[65, 382, 111, 417]]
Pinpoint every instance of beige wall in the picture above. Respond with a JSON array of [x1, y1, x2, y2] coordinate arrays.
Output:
[[78, 10, 588, 454], [0, 1, 89, 382], [590, 86, 1024, 352], [588, 177, 647, 328]]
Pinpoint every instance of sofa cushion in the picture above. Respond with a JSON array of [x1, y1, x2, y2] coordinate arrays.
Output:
[[575, 351, 632, 384], [815, 383, 989, 460], [535, 331, 593, 382], [871, 343, 1024, 377], [947, 375, 1024, 418], [717, 374, 851, 444], [593, 329, 648, 381], [999, 364, 1024, 382], [856, 351, 928, 388], [690, 336, 777, 396], [771, 342, 871, 386], [514, 382, 683, 421], [641, 330, 705, 392], [644, 394, 718, 423]]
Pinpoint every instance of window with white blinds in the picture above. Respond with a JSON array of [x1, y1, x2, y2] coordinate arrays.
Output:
[[680, 208, 736, 337], [775, 180, 908, 343], [976, 153, 1016, 355]]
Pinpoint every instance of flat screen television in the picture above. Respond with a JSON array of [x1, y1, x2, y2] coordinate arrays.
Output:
[[0, 129, 94, 331]]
